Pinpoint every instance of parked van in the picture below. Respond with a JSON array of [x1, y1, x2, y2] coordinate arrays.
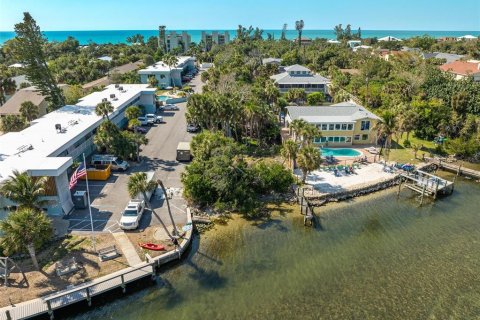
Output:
[[91, 155, 129, 171], [176, 142, 191, 161]]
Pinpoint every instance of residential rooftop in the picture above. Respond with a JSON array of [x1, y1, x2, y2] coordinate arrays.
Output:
[[439, 60, 480, 76], [422, 52, 464, 64], [0, 84, 154, 183], [286, 102, 381, 123], [138, 56, 195, 73]]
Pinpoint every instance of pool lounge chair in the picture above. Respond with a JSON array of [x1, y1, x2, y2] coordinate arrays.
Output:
[[365, 147, 379, 154]]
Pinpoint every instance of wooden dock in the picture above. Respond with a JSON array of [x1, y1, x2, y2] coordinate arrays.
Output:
[[0, 210, 194, 320], [0, 263, 155, 320], [426, 158, 480, 179], [398, 170, 454, 205]]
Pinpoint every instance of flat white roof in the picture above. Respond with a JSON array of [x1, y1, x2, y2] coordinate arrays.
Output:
[[0, 84, 154, 183], [138, 56, 194, 73]]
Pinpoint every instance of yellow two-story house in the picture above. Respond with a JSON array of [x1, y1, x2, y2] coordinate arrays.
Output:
[[285, 102, 381, 146]]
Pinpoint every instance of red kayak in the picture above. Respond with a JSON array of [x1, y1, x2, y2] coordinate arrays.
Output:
[[139, 243, 165, 251]]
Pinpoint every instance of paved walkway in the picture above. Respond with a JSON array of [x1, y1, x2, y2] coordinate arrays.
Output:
[[112, 232, 143, 266]]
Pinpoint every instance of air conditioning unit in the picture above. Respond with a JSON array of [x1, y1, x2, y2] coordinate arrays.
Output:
[[115, 84, 120, 88], [102, 98, 108, 102], [118, 86, 123, 91], [110, 93, 118, 101]]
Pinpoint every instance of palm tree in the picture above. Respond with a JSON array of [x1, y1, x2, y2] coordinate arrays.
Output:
[[375, 111, 397, 160], [299, 123, 321, 146], [0, 170, 47, 209], [157, 179, 179, 236], [297, 145, 322, 183], [0, 207, 53, 270], [147, 75, 158, 88], [127, 173, 175, 240], [95, 100, 114, 121], [19, 101, 39, 122], [125, 105, 142, 120], [411, 143, 423, 159], [295, 20, 304, 48], [289, 119, 307, 142], [164, 54, 179, 88], [264, 80, 281, 119], [281, 140, 299, 170], [124, 131, 148, 161]]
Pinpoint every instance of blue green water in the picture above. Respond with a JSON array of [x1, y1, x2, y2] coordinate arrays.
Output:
[[69, 174, 480, 319], [156, 96, 169, 102], [321, 147, 362, 157], [1, 29, 479, 45]]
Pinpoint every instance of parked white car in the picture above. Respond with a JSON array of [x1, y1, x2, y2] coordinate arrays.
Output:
[[146, 114, 163, 124], [137, 116, 152, 126], [163, 104, 179, 111], [119, 200, 145, 230]]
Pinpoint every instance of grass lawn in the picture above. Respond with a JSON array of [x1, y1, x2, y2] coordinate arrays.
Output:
[[155, 89, 169, 95], [387, 133, 441, 164]]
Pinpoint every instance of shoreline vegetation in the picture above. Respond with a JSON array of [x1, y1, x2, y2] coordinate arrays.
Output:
[[0, 11, 479, 316]]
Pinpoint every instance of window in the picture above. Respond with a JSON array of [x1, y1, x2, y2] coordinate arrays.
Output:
[[329, 124, 335, 130], [362, 134, 369, 140], [354, 135, 360, 140], [314, 137, 321, 143], [320, 137, 327, 142], [347, 124, 353, 130], [346, 137, 352, 143], [328, 137, 334, 142], [361, 120, 370, 131], [334, 137, 340, 142], [321, 124, 328, 130], [339, 137, 346, 142], [316, 124, 322, 129], [335, 124, 341, 130], [341, 124, 347, 130]]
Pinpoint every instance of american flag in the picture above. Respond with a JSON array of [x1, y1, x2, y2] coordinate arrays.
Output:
[[69, 162, 87, 190]]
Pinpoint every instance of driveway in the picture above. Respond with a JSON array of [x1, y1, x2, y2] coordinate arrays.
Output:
[[66, 73, 204, 233]]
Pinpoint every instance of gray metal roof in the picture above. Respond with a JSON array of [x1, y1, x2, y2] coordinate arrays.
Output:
[[270, 72, 330, 85], [286, 102, 381, 123], [422, 52, 464, 64], [284, 64, 311, 72]]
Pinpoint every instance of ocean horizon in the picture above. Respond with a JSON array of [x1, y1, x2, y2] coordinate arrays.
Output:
[[1, 29, 479, 46]]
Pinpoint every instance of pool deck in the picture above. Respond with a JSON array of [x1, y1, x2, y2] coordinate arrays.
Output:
[[295, 162, 395, 195]]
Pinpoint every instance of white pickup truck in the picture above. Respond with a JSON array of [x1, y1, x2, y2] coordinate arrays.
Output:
[[119, 200, 145, 230]]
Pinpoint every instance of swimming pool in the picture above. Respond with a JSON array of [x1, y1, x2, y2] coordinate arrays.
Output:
[[321, 148, 362, 157], [156, 95, 169, 101]]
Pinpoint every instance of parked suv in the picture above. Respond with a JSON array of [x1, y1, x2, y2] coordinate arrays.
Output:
[[119, 200, 145, 230], [139, 116, 156, 126], [146, 114, 163, 123], [187, 123, 200, 133], [163, 104, 179, 111], [91, 154, 129, 171]]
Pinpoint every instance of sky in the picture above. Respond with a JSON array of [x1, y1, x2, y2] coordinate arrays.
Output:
[[0, 0, 479, 31]]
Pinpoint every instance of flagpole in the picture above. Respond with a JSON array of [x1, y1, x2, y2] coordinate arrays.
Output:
[[83, 153, 96, 252]]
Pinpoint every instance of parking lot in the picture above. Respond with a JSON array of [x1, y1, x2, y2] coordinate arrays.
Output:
[[66, 74, 204, 234]]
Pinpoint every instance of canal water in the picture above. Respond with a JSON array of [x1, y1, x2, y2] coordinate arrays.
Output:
[[71, 173, 480, 319]]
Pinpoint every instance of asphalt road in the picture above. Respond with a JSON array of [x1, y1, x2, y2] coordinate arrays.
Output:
[[67, 73, 204, 233]]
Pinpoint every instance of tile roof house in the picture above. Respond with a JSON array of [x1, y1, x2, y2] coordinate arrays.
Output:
[[439, 60, 480, 81], [285, 102, 381, 146], [270, 65, 330, 93]]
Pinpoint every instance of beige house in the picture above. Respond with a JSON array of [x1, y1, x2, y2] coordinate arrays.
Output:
[[439, 60, 480, 81], [285, 102, 381, 146], [0, 86, 49, 118]]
